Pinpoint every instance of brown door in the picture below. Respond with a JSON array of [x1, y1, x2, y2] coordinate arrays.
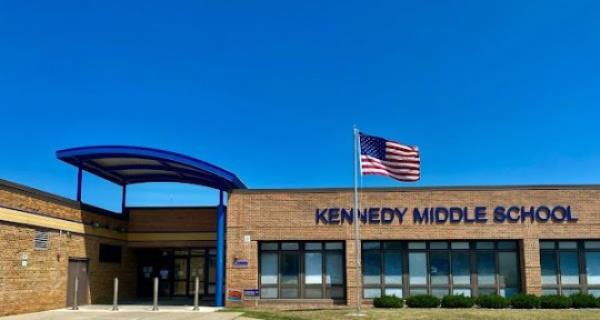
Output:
[[66, 259, 89, 307]]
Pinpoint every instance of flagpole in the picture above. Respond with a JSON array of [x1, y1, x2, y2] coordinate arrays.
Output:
[[352, 125, 363, 316]]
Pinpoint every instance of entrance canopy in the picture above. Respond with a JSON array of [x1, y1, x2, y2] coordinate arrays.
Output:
[[56, 146, 246, 190]]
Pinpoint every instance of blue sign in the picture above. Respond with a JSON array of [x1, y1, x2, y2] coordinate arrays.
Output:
[[233, 258, 249, 268], [315, 206, 577, 224]]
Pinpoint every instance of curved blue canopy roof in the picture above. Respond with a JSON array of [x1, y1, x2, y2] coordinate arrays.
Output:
[[56, 146, 246, 190]]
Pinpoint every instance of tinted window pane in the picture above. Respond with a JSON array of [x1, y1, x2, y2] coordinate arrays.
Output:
[[542, 289, 558, 296], [408, 242, 426, 249], [409, 252, 427, 285], [559, 252, 580, 285], [281, 253, 299, 285], [452, 253, 471, 286], [453, 288, 471, 297], [451, 242, 469, 250], [498, 252, 519, 288], [385, 288, 403, 298], [432, 288, 449, 298], [384, 252, 402, 285], [478, 288, 497, 296], [476, 242, 494, 250], [384, 242, 403, 250], [589, 289, 600, 298], [325, 242, 343, 250], [558, 241, 577, 249], [281, 288, 298, 298], [497, 241, 517, 250], [363, 242, 381, 250], [305, 252, 323, 284], [364, 288, 381, 299], [430, 242, 448, 250], [281, 242, 299, 250], [477, 252, 496, 285], [540, 241, 555, 249], [430, 252, 449, 285], [562, 288, 580, 296], [500, 288, 519, 297], [261, 253, 278, 285], [410, 288, 428, 296], [261, 242, 278, 250], [586, 252, 600, 285], [363, 252, 381, 285], [330, 286, 344, 298], [326, 252, 344, 285], [260, 287, 277, 298], [305, 242, 323, 250], [541, 251, 558, 285], [585, 241, 600, 249], [304, 287, 322, 298]]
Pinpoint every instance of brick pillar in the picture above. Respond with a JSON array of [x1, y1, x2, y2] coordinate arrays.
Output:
[[521, 238, 541, 295], [345, 239, 358, 306]]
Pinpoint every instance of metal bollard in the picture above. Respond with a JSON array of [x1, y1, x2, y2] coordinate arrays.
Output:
[[112, 277, 119, 311], [152, 277, 159, 311], [193, 276, 199, 311], [72, 276, 79, 310]]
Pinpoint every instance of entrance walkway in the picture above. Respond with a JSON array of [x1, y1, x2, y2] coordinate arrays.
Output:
[[0, 306, 255, 320]]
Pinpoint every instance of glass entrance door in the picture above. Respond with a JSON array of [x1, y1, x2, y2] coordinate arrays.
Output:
[[137, 248, 218, 299]]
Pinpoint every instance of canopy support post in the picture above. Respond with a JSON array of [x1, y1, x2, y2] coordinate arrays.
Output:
[[121, 185, 127, 215], [76, 168, 83, 202], [215, 190, 226, 307]]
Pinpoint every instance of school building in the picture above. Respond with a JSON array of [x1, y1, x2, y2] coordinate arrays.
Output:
[[0, 146, 599, 316]]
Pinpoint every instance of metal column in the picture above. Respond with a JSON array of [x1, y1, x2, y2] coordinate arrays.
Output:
[[76, 168, 83, 202], [215, 190, 225, 307]]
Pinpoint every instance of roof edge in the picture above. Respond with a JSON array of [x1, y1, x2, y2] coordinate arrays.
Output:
[[231, 184, 600, 193], [0, 178, 123, 218]]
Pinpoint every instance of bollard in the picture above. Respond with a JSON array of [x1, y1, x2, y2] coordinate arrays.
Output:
[[193, 276, 199, 311], [152, 277, 159, 311], [72, 276, 79, 310], [112, 277, 119, 311]]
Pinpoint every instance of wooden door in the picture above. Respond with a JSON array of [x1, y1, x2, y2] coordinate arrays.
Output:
[[66, 259, 89, 307]]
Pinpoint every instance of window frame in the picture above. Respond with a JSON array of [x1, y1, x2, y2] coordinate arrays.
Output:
[[258, 241, 346, 300], [540, 240, 600, 296], [361, 240, 521, 299]]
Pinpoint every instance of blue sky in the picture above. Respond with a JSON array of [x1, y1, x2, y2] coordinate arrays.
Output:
[[1, 1, 600, 211]]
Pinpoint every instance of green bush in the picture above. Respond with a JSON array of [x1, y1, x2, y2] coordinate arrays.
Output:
[[476, 294, 510, 309], [540, 295, 572, 309], [406, 295, 440, 308], [441, 294, 474, 308], [570, 293, 599, 308], [510, 293, 540, 309], [373, 295, 403, 308]]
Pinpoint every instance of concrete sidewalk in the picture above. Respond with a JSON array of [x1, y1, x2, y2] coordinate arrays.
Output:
[[0, 305, 255, 320]]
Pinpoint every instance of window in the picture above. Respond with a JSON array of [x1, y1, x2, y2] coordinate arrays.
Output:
[[540, 240, 600, 296], [34, 230, 49, 250], [362, 241, 520, 299], [259, 241, 344, 299], [99, 244, 122, 263]]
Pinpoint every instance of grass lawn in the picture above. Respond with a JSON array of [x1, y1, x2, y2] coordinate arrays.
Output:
[[225, 308, 600, 320]]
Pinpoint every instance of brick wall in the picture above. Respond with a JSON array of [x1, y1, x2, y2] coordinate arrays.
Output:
[[0, 181, 135, 316], [225, 187, 600, 307]]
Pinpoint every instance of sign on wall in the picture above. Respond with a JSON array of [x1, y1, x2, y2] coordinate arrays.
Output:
[[233, 258, 249, 268], [243, 289, 260, 300], [227, 289, 242, 302], [315, 205, 578, 225]]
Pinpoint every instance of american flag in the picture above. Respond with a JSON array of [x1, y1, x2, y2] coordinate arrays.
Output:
[[359, 132, 420, 182]]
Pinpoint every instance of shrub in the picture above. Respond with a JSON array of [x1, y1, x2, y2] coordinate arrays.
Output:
[[570, 293, 599, 308], [476, 294, 510, 309], [406, 295, 440, 308], [441, 294, 474, 308], [540, 295, 572, 309], [510, 293, 540, 309], [373, 295, 403, 308]]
